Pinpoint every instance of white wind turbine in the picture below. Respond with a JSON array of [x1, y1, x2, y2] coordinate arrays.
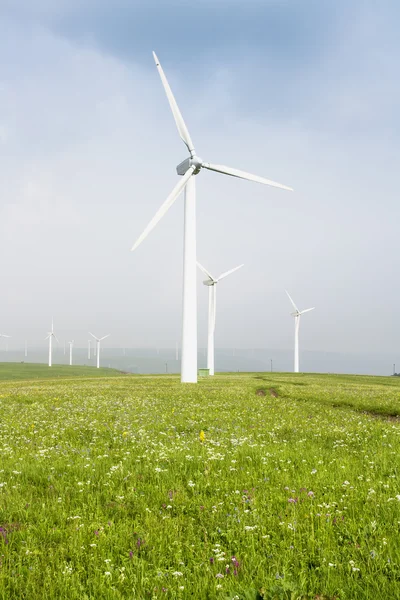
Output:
[[89, 332, 109, 369], [131, 52, 292, 383], [0, 333, 11, 352], [285, 291, 315, 373], [197, 262, 244, 376], [45, 319, 58, 367]]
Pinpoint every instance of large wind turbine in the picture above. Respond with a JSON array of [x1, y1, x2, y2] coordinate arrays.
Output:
[[197, 262, 243, 376], [285, 291, 315, 373], [89, 332, 109, 369], [131, 52, 292, 384], [45, 319, 58, 367]]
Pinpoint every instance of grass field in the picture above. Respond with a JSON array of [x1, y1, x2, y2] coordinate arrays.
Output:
[[0, 363, 124, 381], [0, 369, 399, 599]]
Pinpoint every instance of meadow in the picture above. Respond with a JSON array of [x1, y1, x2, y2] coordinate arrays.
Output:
[[0, 369, 399, 599]]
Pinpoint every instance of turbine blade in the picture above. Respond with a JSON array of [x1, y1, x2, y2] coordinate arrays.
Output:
[[100, 334, 110, 341], [197, 261, 214, 281], [300, 307, 315, 315], [89, 332, 99, 341], [131, 167, 195, 251], [153, 52, 195, 155], [45, 334, 50, 340], [217, 264, 244, 281], [202, 162, 293, 191], [53, 334, 59, 343], [285, 290, 299, 312]]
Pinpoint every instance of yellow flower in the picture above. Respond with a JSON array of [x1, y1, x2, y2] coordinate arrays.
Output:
[[199, 430, 205, 443], [122, 431, 128, 437]]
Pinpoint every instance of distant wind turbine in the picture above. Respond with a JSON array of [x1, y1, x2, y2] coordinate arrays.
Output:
[[131, 52, 292, 384], [197, 262, 244, 376], [89, 332, 109, 369], [88, 339, 91, 360], [0, 333, 11, 352], [45, 319, 58, 367], [69, 341, 74, 366], [285, 291, 315, 373]]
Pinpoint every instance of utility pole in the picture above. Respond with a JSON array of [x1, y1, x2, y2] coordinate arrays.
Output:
[[165, 362, 168, 373], [393, 363, 396, 376], [270, 359, 273, 373]]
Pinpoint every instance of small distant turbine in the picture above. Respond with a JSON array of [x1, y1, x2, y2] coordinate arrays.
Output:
[[197, 262, 244, 376], [285, 291, 315, 373], [88, 339, 91, 360], [69, 340, 74, 366], [24, 339, 28, 358], [45, 319, 58, 367], [89, 332, 109, 369], [0, 333, 11, 352]]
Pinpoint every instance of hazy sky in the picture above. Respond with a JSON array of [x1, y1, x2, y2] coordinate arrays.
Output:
[[0, 0, 399, 357]]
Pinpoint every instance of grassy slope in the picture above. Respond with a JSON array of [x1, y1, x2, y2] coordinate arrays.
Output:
[[0, 372, 399, 599], [0, 362, 125, 381]]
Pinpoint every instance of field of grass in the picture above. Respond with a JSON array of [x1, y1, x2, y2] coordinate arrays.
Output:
[[0, 363, 124, 381], [0, 371, 399, 599]]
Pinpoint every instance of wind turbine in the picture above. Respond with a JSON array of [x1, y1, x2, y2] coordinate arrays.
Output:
[[197, 262, 244, 376], [89, 332, 109, 369], [0, 333, 11, 352], [45, 319, 58, 367], [285, 291, 315, 373], [69, 340, 74, 366], [131, 52, 292, 383], [88, 339, 91, 360]]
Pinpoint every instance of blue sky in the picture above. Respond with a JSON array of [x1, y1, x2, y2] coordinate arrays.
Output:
[[0, 0, 399, 364]]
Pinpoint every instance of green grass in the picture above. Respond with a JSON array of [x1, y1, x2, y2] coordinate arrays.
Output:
[[0, 362, 124, 381], [0, 371, 399, 599]]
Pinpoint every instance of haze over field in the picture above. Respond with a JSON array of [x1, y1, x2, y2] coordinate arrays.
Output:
[[1, 1, 399, 371]]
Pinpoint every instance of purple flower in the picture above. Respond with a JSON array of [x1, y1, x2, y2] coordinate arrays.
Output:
[[288, 498, 298, 504], [94, 530, 99, 536], [209, 557, 214, 565], [215, 573, 224, 579], [307, 491, 315, 498], [0, 527, 9, 545], [129, 551, 133, 559]]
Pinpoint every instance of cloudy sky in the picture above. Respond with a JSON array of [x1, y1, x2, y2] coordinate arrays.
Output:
[[0, 0, 399, 358]]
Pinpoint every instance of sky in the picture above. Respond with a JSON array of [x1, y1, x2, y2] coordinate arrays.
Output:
[[0, 0, 399, 365]]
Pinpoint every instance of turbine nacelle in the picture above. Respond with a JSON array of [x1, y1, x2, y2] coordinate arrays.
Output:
[[176, 155, 203, 176], [203, 279, 217, 286]]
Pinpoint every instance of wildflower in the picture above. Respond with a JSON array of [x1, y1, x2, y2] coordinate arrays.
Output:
[[216, 573, 224, 579], [104, 571, 112, 576], [199, 430, 205, 442], [307, 491, 315, 497], [172, 571, 183, 577], [122, 432, 128, 436]]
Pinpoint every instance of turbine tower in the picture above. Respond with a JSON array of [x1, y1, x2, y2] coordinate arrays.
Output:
[[131, 52, 292, 383], [45, 319, 58, 367], [285, 291, 315, 373], [88, 339, 91, 360], [197, 262, 244, 376], [89, 332, 109, 369], [69, 340, 74, 366]]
